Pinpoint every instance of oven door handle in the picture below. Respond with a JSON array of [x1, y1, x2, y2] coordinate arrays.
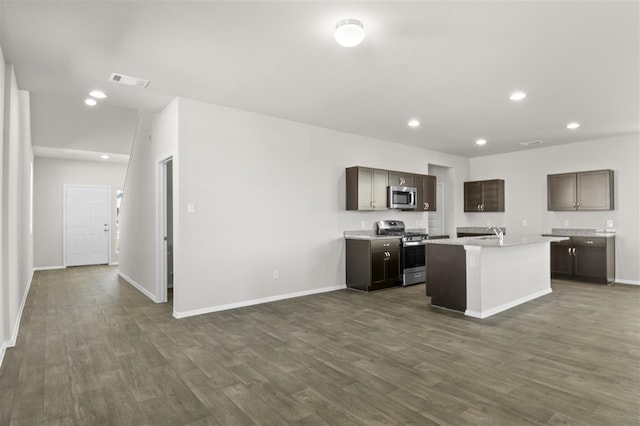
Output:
[[403, 241, 427, 246]]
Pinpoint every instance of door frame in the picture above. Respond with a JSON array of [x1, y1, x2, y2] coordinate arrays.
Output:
[[63, 184, 112, 268], [156, 156, 173, 304]]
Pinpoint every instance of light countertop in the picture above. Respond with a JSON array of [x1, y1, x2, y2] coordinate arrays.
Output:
[[425, 234, 568, 248], [543, 228, 616, 238]]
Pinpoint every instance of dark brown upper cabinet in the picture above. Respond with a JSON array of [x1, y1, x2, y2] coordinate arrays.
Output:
[[346, 167, 389, 211], [414, 174, 436, 212], [388, 171, 414, 187], [547, 169, 614, 211], [464, 179, 505, 212]]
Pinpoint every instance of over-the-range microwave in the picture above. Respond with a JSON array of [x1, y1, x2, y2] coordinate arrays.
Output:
[[388, 185, 417, 209]]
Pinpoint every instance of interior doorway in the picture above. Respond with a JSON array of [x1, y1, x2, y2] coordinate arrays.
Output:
[[428, 182, 445, 236], [64, 185, 111, 266], [158, 157, 174, 304]]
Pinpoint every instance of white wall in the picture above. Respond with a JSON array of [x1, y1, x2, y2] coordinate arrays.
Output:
[[0, 43, 6, 365], [171, 98, 468, 317], [468, 134, 640, 284], [118, 102, 177, 300], [1, 59, 34, 367], [33, 157, 127, 269]]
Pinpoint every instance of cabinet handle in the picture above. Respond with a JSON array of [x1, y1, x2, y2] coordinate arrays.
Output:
[[576, 202, 580, 209], [477, 204, 481, 211], [370, 201, 373, 207], [400, 177, 405, 185], [425, 202, 429, 209], [568, 247, 572, 255], [572, 248, 576, 255], [383, 243, 390, 247], [585, 240, 593, 244], [481, 204, 484, 211]]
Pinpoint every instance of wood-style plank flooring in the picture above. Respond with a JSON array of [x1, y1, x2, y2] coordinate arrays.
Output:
[[1, 265, 639, 425]]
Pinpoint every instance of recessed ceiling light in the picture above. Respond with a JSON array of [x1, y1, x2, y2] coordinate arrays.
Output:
[[100, 155, 110, 160], [85, 98, 97, 106], [566, 122, 580, 129], [334, 19, 365, 47], [510, 91, 527, 101], [408, 119, 420, 128], [476, 139, 487, 146], [89, 90, 107, 99]]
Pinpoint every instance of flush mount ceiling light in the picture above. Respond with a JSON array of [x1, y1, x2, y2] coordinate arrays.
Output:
[[510, 91, 527, 101], [566, 122, 581, 129], [89, 90, 107, 99], [407, 119, 420, 128], [334, 19, 365, 47], [100, 155, 110, 160], [84, 98, 97, 106], [475, 139, 487, 146]]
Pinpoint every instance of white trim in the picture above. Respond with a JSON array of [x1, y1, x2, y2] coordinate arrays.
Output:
[[117, 271, 161, 303], [173, 284, 347, 319], [33, 265, 65, 271], [0, 343, 7, 368], [7, 270, 34, 347], [157, 157, 173, 304], [465, 288, 553, 319], [614, 279, 640, 286]]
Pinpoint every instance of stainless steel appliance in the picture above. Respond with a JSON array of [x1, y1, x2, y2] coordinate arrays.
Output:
[[376, 220, 428, 286], [387, 186, 417, 209]]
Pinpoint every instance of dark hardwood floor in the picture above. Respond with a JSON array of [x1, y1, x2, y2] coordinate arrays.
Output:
[[1, 265, 639, 425]]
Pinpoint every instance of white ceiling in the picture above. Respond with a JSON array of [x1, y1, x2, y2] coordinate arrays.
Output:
[[1, 1, 638, 158]]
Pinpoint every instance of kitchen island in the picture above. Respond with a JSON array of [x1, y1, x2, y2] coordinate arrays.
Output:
[[426, 234, 568, 318]]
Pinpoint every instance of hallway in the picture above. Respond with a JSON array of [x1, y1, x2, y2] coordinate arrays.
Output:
[[1, 266, 639, 425]]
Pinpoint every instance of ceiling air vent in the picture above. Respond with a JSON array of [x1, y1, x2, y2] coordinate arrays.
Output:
[[520, 140, 543, 146], [109, 73, 151, 88]]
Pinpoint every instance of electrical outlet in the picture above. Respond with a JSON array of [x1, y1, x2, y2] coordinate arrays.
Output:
[[361, 221, 366, 229], [606, 219, 614, 228], [273, 269, 279, 280], [187, 202, 196, 213], [522, 219, 528, 227], [563, 220, 569, 227]]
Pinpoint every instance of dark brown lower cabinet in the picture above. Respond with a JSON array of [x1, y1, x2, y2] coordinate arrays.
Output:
[[346, 238, 401, 291], [426, 244, 466, 312], [550, 236, 615, 284]]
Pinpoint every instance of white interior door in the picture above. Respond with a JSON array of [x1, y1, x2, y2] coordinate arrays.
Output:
[[428, 182, 445, 235], [65, 186, 110, 266]]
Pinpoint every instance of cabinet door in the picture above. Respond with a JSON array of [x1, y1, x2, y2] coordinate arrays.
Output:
[[356, 168, 375, 210], [388, 171, 413, 187], [481, 180, 505, 212], [414, 174, 435, 212], [371, 250, 387, 287], [464, 181, 483, 212], [548, 173, 577, 211], [386, 249, 400, 282], [573, 237, 607, 281], [577, 170, 614, 210], [372, 169, 389, 210], [550, 240, 573, 277]]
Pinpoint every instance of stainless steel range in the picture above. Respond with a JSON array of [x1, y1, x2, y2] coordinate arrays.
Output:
[[376, 220, 429, 286]]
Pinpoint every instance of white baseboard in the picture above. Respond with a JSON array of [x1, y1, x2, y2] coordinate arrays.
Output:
[[1, 272, 34, 367], [117, 271, 160, 302], [466, 288, 553, 319], [33, 265, 65, 271], [108, 262, 119, 266], [0, 342, 6, 369], [615, 279, 640, 286], [173, 284, 347, 319]]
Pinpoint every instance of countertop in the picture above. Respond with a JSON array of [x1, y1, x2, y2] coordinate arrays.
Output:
[[543, 228, 616, 238], [344, 229, 449, 240], [425, 234, 568, 248], [456, 226, 506, 234]]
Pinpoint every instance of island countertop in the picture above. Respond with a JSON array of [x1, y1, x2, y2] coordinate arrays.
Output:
[[425, 234, 568, 248]]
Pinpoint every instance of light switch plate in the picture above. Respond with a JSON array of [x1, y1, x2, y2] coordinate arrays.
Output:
[[187, 202, 196, 213], [606, 219, 614, 228]]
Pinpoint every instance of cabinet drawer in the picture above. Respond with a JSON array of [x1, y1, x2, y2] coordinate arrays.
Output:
[[371, 239, 401, 251], [572, 237, 606, 248]]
